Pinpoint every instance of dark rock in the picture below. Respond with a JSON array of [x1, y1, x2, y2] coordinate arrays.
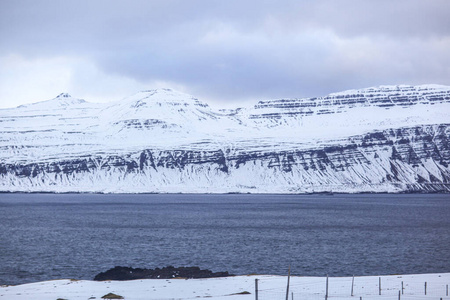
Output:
[[101, 293, 124, 299], [1, 123, 450, 193], [93, 266, 232, 281]]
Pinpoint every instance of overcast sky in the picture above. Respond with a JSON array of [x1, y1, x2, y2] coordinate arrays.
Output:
[[0, 0, 449, 108]]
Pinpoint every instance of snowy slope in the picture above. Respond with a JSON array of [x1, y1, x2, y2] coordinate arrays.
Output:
[[0, 85, 449, 193], [1, 273, 449, 300]]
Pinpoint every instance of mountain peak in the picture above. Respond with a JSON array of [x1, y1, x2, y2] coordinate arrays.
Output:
[[49, 93, 86, 107], [99, 88, 213, 126], [139, 88, 173, 94], [135, 88, 193, 99], [55, 93, 72, 99], [17, 93, 87, 109], [120, 88, 209, 109]]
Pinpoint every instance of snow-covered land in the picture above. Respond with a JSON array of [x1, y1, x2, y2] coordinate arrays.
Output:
[[1, 273, 449, 300], [1, 85, 449, 193]]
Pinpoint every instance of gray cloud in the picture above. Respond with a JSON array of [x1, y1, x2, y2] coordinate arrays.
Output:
[[0, 0, 449, 106]]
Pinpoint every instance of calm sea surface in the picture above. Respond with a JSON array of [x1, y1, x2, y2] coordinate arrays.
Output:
[[0, 193, 449, 285]]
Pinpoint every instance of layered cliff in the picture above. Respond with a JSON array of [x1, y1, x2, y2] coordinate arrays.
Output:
[[1, 85, 449, 193]]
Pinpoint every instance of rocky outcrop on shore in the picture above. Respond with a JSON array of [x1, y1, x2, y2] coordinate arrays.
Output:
[[93, 266, 232, 281]]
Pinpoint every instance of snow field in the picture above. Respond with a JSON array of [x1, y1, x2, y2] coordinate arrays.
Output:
[[1, 86, 450, 165], [1, 273, 449, 300]]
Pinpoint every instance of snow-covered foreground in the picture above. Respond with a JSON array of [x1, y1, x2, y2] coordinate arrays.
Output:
[[1, 273, 449, 300]]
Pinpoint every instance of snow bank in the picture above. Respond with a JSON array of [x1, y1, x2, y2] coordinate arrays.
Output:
[[1, 273, 449, 300]]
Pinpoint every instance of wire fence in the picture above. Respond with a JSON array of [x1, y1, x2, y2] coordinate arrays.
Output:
[[256, 275, 450, 300]]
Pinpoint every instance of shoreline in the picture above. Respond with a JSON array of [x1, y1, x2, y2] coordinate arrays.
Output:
[[2, 273, 449, 300], [1, 190, 449, 195]]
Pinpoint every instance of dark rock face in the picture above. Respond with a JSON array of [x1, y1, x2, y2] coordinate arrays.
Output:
[[0, 124, 449, 193], [0, 149, 229, 177], [93, 266, 231, 281]]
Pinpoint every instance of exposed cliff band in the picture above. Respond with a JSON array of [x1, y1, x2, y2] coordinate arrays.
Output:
[[1, 85, 449, 193]]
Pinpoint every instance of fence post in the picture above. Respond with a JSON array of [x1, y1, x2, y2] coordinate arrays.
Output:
[[424, 281, 427, 295], [379, 277, 381, 295], [351, 275, 354, 296], [325, 274, 329, 300], [398, 290, 400, 300], [401, 281, 404, 294], [446, 284, 448, 296], [285, 266, 291, 300], [255, 278, 258, 300]]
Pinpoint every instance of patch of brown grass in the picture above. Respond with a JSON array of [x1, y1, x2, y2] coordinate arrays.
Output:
[[101, 292, 124, 299]]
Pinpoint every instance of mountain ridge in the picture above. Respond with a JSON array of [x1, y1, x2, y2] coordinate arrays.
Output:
[[1, 84, 449, 193]]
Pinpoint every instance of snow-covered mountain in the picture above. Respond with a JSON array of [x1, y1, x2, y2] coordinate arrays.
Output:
[[1, 85, 449, 193]]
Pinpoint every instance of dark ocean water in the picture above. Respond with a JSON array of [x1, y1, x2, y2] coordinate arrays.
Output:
[[0, 193, 449, 285]]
